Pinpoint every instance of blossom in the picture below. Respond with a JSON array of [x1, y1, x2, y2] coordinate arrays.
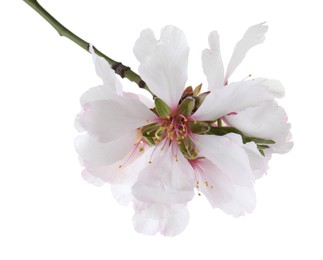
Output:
[[75, 23, 292, 236]]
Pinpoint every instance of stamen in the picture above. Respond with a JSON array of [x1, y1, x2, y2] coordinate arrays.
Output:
[[118, 140, 145, 168]]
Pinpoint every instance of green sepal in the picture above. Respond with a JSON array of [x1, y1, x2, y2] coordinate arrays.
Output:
[[143, 136, 156, 146], [193, 91, 210, 112], [178, 136, 198, 159], [178, 97, 195, 116], [154, 97, 171, 118], [193, 83, 202, 96], [188, 121, 210, 134], [141, 123, 161, 138]]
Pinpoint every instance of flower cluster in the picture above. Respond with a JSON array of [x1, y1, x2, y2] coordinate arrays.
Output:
[[75, 23, 292, 236]]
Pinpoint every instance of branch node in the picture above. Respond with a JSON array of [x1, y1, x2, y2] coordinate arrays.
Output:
[[112, 62, 130, 78], [139, 80, 147, 89]]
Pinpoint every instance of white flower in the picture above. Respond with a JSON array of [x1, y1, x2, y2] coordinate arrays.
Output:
[[201, 23, 293, 155], [75, 24, 292, 236]]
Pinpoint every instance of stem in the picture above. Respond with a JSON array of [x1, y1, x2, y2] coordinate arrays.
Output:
[[23, 0, 152, 95]]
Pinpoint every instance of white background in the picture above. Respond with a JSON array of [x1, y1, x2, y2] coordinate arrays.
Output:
[[1, 0, 322, 259]]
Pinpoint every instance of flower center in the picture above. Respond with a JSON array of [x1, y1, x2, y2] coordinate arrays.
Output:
[[141, 85, 211, 159], [141, 113, 198, 159], [162, 114, 188, 141]]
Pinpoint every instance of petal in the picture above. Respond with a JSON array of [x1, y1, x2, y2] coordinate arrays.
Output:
[[74, 131, 136, 165], [225, 133, 269, 179], [81, 145, 153, 185], [194, 158, 256, 217], [225, 23, 268, 83], [81, 169, 105, 187], [225, 101, 293, 154], [80, 94, 156, 142], [196, 134, 255, 187], [202, 31, 225, 90], [110, 184, 133, 206], [132, 146, 195, 205], [132, 201, 189, 236], [89, 45, 122, 94], [263, 79, 285, 98], [133, 29, 157, 62], [193, 80, 273, 121], [136, 25, 189, 108], [80, 85, 119, 105]]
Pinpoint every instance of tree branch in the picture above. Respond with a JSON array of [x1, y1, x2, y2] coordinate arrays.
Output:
[[23, 0, 152, 94]]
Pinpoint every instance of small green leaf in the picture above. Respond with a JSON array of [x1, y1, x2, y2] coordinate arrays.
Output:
[[178, 97, 195, 116], [154, 98, 171, 118], [203, 126, 275, 147], [257, 144, 270, 149], [189, 121, 210, 134], [259, 149, 265, 156], [207, 126, 241, 136], [252, 138, 275, 144]]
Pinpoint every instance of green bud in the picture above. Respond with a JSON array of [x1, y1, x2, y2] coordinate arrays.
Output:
[[154, 97, 171, 118], [178, 97, 195, 116], [189, 121, 210, 134]]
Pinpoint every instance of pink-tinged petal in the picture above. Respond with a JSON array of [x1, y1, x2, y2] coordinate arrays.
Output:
[[193, 80, 273, 121], [89, 45, 122, 94], [74, 112, 85, 133], [194, 159, 256, 217], [110, 184, 133, 206], [84, 144, 153, 183], [80, 94, 156, 142], [133, 29, 157, 62], [75, 131, 136, 165], [81, 169, 105, 187], [196, 135, 254, 186], [132, 146, 195, 205], [136, 25, 189, 108], [225, 101, 293, 154], [132, 201, 189, 236], [225, 133, 269, 180], [81, 160, 126, 184], [225, 23, 268, 83], [202, 31, 225, 90]]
